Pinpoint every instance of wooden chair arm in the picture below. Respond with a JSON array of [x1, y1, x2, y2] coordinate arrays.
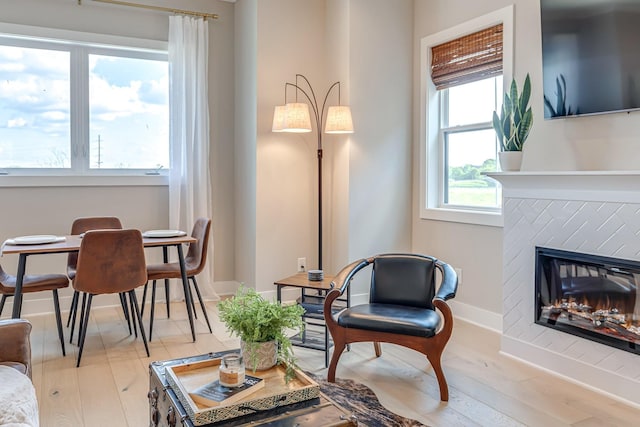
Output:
[[433, 298, 454, 343]]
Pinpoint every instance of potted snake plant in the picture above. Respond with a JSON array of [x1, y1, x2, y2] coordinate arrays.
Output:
[[492, 74, 533, 171]]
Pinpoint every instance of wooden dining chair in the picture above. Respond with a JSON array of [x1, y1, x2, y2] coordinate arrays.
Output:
[[72, 229, 149, 367], [0, 265, 68, 356], [142, 218, 212, 340], [66, 217, 133, 343]]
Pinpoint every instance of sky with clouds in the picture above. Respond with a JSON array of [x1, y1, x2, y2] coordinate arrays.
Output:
[[0, 44, 169, 170]]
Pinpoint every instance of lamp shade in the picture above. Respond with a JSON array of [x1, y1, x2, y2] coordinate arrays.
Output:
[[324, 105, 354, 134], [283, 102, 312, 133], [272, 105, 287, 132]]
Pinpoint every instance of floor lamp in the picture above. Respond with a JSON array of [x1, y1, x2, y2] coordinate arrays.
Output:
[[272, 74, 354, 272]]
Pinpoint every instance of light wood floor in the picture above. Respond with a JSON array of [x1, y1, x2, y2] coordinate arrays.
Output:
[[17, 301, 640, 427]]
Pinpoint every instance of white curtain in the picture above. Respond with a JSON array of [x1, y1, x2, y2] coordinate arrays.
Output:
[[168, 15, 215, 299]]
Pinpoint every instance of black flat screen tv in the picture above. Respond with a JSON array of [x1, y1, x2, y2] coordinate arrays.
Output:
[[540, 0, 640, 119]]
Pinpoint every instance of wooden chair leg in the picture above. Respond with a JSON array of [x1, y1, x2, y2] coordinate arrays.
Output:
[[327, 341, 346, 383], [426, 350, 449, 401], [52, 290, 66, 357], [373, 342, 382, 357]]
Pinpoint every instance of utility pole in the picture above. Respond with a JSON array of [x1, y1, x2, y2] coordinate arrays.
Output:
[[96, 134, 103, 168]]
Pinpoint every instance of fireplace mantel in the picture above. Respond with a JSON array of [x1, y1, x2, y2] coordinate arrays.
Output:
[[492, 170, 640, 407], [486, 171, 640, 203]]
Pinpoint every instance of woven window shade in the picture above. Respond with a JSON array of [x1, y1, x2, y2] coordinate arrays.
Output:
[[431, 24, 503, 90]]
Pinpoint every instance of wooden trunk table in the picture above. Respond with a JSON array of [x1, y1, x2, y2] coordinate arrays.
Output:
[[148, 352, 357, 427]]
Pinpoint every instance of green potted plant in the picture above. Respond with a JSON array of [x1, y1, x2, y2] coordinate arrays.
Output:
[[492, 73, 533, 171], [217, 286, 305, 381]]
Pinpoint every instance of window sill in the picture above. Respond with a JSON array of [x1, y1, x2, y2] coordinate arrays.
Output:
[[0, 174, 168, 188], [421, 207, 503, 227]]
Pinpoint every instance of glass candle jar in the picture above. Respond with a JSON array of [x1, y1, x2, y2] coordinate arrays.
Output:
[[219, 353, 245, 388]]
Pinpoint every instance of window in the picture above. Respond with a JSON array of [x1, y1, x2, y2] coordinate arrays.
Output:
[[420, 7, 513, 226], [0, 30, 168, 177], [441, 76, 502, 209]]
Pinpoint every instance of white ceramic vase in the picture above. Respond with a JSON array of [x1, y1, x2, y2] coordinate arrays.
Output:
[[498, 151, 523, 172], [241, 340, 277, 371]]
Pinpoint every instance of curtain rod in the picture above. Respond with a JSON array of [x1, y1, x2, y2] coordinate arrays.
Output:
[[78, 0, 219, 20]]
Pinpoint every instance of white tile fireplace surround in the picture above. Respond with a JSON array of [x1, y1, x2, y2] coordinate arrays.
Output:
[[488, 172, 640, 407]]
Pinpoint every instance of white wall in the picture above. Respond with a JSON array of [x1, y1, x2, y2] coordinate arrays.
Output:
[[255, 0, 327, 294], [234, 0, 258, 289], [231, 0, 413, 302], [345, 0, 414, 297], [413, 0, 640, 328], [0, 0, 236, 314]]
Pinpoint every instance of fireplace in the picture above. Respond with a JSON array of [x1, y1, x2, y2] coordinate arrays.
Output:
[[535, 247, 640, 355], [487, 172, 640, 405]]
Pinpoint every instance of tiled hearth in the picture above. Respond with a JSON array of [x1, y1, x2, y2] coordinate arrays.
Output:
[[488, 172, 640, 407]]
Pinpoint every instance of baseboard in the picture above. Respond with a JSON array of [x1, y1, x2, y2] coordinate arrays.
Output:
[[449, 300, 502, 333], [1, 280, 235, 318], [2, 292, 132, 318], [212, 280, 240, 298]]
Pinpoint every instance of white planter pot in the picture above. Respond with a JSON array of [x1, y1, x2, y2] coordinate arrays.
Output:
[[498, 151, 523, 171], [241, 340, 277, 371]]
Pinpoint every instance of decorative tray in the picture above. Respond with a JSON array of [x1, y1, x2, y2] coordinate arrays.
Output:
[[165, 357, 320, 426]]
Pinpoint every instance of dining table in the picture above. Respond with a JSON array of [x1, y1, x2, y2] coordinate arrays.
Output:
[[1, 232, 199, 342]]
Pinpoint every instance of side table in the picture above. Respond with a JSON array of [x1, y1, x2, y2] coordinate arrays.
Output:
[[274, 273, 350, 367]]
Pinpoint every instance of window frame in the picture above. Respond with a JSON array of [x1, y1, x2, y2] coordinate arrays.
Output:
[[0, 23, 169, 186], [419, 6, 514, 227]]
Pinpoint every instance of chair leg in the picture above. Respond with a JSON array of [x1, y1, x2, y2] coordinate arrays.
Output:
[[71, 292, 87, 344], [76, 294, 93, 367], [52, 290, 66, 357], [119, 293, 132, 336], [373, 342, 382, 357], [164, 279, 170, 319], [129, 290, 150, 357], [0, 295, 6, 317], [327, 341, 346, 383], [188, 284, 198, 320], [190, 277, 212, 333], [128, 292, 138, 338], [426, 350, 449, 401], [66, 290, 79, 327], [160, 246, 171, 320], [140, 282, 148, 318], [149, 280, 157, 342], [324, 323, 330, 368]]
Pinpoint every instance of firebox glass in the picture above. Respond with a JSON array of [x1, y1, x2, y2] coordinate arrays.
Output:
[[535, 247, 639, 355]]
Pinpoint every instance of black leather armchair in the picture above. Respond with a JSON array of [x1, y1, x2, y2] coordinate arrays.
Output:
[[324, 253, 458, 401]]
